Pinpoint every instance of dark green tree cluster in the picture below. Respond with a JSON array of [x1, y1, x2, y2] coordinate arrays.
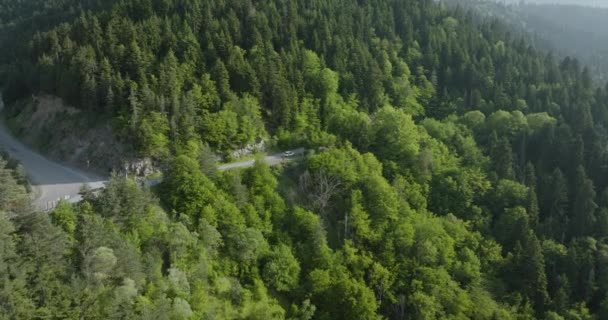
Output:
[[3, 0, 608, 319]]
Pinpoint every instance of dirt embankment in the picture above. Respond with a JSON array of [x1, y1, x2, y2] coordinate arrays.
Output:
[[7, 94, 131, 174]]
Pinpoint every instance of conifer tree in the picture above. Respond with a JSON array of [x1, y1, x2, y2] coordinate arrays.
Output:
[[570, 166, 597, 239]]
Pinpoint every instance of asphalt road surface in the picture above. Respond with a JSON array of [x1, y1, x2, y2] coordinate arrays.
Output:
[[146, 148, 306, 187], [0, 98, 106, 210], [0, 95, 303, 210], [217, 148, 305, 171]]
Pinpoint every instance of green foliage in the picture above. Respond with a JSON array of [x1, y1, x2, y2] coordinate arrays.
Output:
[[570, 167, 598, 239], [262, 244, 301, 292], [161, 155, 217, 221], [4, 0, 608, 318], [370, 105, 420, 166], [136, 111, 170, 158], [51, 201, 77, 236]]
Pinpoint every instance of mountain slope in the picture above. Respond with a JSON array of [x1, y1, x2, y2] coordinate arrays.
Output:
[[1, 0, 608, 319], [447, 0, 608, 83]]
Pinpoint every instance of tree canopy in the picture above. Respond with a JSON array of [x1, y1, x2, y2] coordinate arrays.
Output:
[[2, 0, 608, 319]]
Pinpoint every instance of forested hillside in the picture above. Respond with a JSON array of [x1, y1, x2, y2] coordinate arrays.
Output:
[[447, 0, 608, 84], [2, 0, 608, 319], [519, 3, 608, 83]]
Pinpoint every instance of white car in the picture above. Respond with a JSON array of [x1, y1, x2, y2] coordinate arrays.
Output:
[[282, 151, 295, 158]]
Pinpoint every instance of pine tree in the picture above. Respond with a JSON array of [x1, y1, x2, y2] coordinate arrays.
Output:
[[212, 59, 232, 102], [511, 231, 550, 314], [570, 166, 597, 239], [527, 188, 540, 230], [490, 133, 515, 180], [524, 162, 537, 189], [524, 163, 539, 228], [542, 168, 569, 242]]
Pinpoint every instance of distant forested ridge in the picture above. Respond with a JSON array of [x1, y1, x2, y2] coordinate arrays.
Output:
[[446, 0, 608, 84], [2, 0, 608, 319], [519, 3, 608, 85], [504, 0, 608, 8]]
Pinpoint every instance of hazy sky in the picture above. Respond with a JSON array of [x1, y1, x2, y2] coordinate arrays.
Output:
[[501, 0, 608, 8]]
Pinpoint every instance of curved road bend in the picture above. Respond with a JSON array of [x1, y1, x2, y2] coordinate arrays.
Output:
[[0, 95, 303, 210], [0, 98, 105, 210], [0, 123, 106, 210]]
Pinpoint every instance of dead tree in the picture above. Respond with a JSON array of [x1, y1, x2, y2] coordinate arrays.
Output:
[[298, 169, 342, 217]]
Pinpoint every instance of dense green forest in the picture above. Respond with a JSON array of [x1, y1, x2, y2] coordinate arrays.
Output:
[[3, 0, 608, 319]]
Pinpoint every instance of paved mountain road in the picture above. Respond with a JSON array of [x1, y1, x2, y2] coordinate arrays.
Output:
[[217, 148, 305, 171], [145, 148, 306, 188], [0, 95, 303, 210], [0, 98, 106, 210]]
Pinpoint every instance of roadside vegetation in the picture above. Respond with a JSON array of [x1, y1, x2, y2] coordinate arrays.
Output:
[[2, 0, 608, 319]]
